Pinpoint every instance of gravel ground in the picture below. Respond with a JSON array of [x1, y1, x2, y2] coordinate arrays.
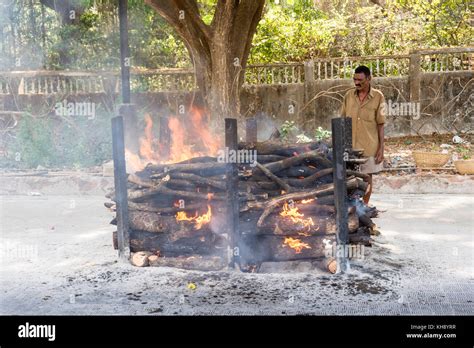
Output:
[[0, 194, 472, 315]]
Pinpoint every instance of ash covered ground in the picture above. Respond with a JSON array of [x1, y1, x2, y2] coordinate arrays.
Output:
[[0, 194, 472, 315]]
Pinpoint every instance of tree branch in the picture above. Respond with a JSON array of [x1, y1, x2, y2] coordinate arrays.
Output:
[[178, 0, 211, 41]]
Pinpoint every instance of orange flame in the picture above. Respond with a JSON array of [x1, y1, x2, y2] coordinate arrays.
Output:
[[280, 202, 314, 229], [283, 237, 311, 254], [300, 198, 315, 204], [125, 108, 222, 173], [139, 113, 155, 161], [175, 205, 212, 230]]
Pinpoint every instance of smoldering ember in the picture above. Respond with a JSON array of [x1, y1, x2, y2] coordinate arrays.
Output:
[[0, 0, 473, 327]]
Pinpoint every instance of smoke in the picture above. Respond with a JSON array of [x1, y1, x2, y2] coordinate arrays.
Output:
[[0, 0, 46, 71]]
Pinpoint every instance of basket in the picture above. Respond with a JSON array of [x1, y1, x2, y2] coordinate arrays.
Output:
[[412, 151, 450, 168], [454, 160, 474, 175]]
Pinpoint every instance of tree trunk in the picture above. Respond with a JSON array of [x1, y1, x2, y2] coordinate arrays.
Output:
[[145, 0, 266, 121]]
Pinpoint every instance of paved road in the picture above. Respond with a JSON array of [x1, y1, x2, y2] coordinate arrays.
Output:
[[0, 194, 472, 315]]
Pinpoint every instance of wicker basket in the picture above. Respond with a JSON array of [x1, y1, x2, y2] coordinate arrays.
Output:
[[454, 160, 474, 175], [412, 151, 450, 168]]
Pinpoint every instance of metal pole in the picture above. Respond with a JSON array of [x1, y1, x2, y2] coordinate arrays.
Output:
[[118, 0, 131, 104], [118, 0, 139, 154], [245, 117, 257, 143], [112, 116, 130, 260], [225, 118, 240, 268], [331, 117, 351, 273]]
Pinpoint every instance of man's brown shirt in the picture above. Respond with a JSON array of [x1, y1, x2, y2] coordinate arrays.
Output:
[[340, 87, 386, 157]]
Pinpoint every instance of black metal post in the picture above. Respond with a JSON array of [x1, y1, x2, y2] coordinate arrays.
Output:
[[343, 117, 352, 150], [331, 117, 351, 272], [225, 118, 240, 268], [245, 117, 257, 143], [117, 0, 138, 153], [118, 0, 130, 104], [112, 116, 130, 260]]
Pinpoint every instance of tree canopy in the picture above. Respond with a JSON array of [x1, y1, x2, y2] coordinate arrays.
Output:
[[0, 0, 471, 71]]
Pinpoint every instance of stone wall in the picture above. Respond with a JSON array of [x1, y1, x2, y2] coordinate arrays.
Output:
[[241, 70, 472, 137]]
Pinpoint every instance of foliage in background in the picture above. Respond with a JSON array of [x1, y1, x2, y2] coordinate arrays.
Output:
[[1, 0, 471, 70], [279, 120, 298, 141], [249, 0, 473, 63], [4, 110, 113, 169], [0, 0, 471, 169], [314, 126, 332, 141]]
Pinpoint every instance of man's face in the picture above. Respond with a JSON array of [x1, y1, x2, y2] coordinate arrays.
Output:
[[353, 73, 370, 91]]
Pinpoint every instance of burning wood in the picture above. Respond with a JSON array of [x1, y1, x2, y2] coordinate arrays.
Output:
[[107, 112, 379, 270], [175, 205, 212, 230], [283, 237, 312, 254]]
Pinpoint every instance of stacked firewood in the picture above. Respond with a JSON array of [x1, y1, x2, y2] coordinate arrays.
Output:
[[105, 140, 378, 270]]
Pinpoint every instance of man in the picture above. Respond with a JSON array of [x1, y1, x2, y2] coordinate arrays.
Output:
[[340, 65, 385, 204]]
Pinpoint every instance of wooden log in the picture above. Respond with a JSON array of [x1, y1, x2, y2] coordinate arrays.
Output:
[[127, 201, 220, 215], [345, 158, 369, 164], [241, 234, 333, 262], [239, 181, 279, 194], [146, 162, 227, 176], [238, 141, 328, 156], [313, 195, 335, 206], [240, 232, 369, 262], [296, 204, 356, 216], [131, 251, 152, 267], [128, 185, 226, 202], [148, 255, 226, 271], [358, 214, 375, 228], [255, 178, 358, 226], [124, 229, 223, 256], [277, 166, 318, 178], [257, 155, 288, 163], [240, 211, 359, 235], [163, 179, 221, 192], [239, 192, 268, 201], [255, 162, 292, 193], [164, 172, 226, 190], [241, 194, 337, 212], [128, 173, 154, 188], [263, 150, 332, 173], [348, 227, 372, 246], [173, 156, 217, 164], [286, 168, 333, 187], [119, 211, 214, 239]]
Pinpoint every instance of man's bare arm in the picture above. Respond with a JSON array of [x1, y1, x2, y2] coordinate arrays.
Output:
[[375, 124, 384, 164]]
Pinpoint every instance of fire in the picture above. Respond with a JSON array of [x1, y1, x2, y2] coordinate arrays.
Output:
[[168, 106, 221, 163], [139, 113, 155, 161], [175, 205, 212, 230], [283, 237, 311, 254], [125, 107, 222, 173], [280, 202, 314, 229], [301, 198, 315, 204]]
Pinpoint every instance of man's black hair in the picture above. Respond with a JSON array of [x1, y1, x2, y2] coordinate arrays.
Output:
[[354, 65, 371, 77]]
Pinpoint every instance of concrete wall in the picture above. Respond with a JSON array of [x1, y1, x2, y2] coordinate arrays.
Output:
[[241, 71, 473, 137], [1, 71, 472, 138]]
